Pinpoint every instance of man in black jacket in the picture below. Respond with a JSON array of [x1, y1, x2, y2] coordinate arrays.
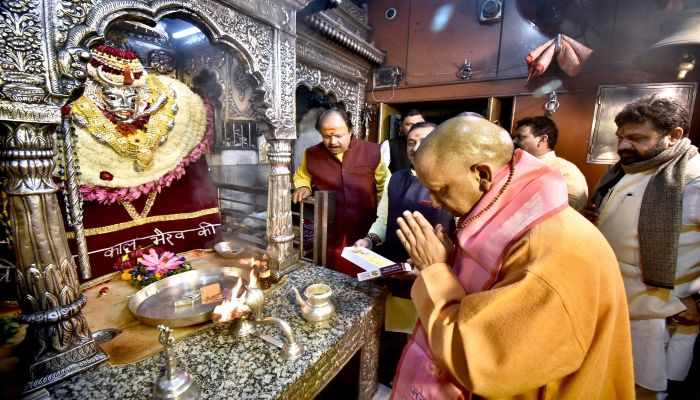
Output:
[[381, 109, 425, 173]]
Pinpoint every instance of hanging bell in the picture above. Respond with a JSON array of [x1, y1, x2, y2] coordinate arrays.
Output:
[[636, 10, 700, 80]]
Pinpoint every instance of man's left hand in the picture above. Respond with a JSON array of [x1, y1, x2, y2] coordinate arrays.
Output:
[[396, 210, 452, 271], [672, 296, 700, 325]]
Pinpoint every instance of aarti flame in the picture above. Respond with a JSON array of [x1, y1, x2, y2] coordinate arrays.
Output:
[[212, 277, 249, 323], [237, 256, 256, 267], [212, 269, 257, 323]]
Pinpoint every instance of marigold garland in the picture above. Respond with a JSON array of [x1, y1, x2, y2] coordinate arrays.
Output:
[[77, 99, 214, 204]]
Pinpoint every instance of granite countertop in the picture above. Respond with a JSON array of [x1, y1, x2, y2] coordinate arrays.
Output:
[[48, 264, 384, 399]]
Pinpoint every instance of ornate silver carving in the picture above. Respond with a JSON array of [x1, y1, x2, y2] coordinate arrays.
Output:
[[296, 63, 355, 104], [306, 14, 384, 65], [60, 1, 275, 113], [296, 62, 362, 131], [57, 47, 91, 82], [195, 0, 293, 33], [56, 46, 91, 94], [338, 0, 369, 25], [277, 38, 296, 139], [0, 122, 57, 194], [226, 62, 256, 117], [0, 0, 48, 103], [0, 120, 107, 393], [149, 50, 175, 74], [320, 1, 371, 42], [189, 1, 275, 106], [233, 66, 253, 108], [0, 101, 61, 123], [55, 0, 97, 46], [296, 39, 364, 81], [182, 49, 226, 75], [59, 114, 90, 279], [125, 32, 173, 49], [352, 81, 364, 139], [181, 46, 258, 124], [265, 139, 297, 272]]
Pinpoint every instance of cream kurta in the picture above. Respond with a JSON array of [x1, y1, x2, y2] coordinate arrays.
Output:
[[537, 151, 589, 212], [596, 154, 700, 390], [411, 208, 635, 399], [597, 155, 700, 319]]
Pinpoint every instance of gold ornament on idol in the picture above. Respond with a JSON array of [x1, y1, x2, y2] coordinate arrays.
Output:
[[120, 191, 157, 221], [72, 76, 176, 171]]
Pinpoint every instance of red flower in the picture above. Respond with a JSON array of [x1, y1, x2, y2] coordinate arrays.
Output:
[[93, 45, 139, 60]]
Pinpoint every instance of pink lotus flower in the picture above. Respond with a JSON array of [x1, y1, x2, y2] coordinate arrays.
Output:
[[140, 248, 185, 275]]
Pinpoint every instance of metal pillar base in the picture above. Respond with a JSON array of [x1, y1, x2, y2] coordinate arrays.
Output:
[[22, 342, 108, 394], [18, 294, 108, 394]]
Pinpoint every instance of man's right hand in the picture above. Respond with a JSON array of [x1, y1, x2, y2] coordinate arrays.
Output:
[[396, 211, 449, 271], [673, 296, 700, 325], [353, 238, 372, 248], [292, 187, 311, 203]]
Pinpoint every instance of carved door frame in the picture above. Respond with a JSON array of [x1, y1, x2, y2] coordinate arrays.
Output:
[[53, 1, 301, 273], [296, 61, 365, 135]]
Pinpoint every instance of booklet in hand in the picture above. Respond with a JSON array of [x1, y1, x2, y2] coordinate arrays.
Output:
[[356, 263, 413, 281], [341, 246, 413, 281]]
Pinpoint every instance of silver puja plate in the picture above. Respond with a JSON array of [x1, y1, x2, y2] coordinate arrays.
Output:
[[128, 267, 246, 327]]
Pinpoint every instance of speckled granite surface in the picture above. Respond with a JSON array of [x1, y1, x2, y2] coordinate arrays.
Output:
[[47, 264, 384, 399]]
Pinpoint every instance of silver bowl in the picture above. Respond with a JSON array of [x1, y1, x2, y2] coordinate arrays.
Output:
[[213, 241, 245, 259], [92, 328, 121, 344]]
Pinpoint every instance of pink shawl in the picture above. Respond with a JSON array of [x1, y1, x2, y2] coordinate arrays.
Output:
[[390, 150, 569, 400]]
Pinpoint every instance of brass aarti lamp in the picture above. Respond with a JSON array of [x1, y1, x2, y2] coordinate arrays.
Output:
[[226, 286, 303, 360]]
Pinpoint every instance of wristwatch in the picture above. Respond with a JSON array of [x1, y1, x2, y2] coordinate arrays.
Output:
[[365, 233, 382, 249]]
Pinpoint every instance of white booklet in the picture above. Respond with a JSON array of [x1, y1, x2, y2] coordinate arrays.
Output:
[[341, 247, 413, 281], [340, 246, 394, 271]]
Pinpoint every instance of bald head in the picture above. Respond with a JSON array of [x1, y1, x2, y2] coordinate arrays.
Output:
[[415, 115, 514, 171]]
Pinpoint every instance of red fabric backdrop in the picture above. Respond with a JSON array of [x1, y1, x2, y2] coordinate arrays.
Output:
[[65, 157, 222, 280]]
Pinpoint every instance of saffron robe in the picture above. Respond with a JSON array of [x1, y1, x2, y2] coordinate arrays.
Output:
[[392, 151, 635, 399]]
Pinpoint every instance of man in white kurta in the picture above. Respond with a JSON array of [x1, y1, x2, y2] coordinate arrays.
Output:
[[591, 96, 700, 398], [513, 116, 588, 211]]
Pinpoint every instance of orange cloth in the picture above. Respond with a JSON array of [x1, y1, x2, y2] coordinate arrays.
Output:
[[411, 209, 635, 399]]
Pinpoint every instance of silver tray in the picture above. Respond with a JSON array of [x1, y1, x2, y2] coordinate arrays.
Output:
[[128, 267, 246, 327]]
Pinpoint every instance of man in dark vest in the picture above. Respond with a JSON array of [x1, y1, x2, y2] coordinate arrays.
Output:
[[354, 121, 455, 386], [355, 121, 454, 263], [380, 109, 425, 173], [293, 108, 390, 276]]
